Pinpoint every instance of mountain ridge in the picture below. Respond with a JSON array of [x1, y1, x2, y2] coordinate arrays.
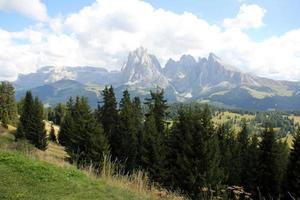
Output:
[[13, 47, 300, 110]]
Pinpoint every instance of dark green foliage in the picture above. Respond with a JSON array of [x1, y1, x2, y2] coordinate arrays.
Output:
[[140, 113, 164, 182], [96, 86, 119, 159], [31, 97, 48, 150], [258, 127, 282, 198], [285, 128, 300, 198], [243, 134, 259, 195], [16, 91, 47, 150], [16, 91, 34, 140], [47, 103, 67, 125], [117, 90, 139, 171], [216, 123, 235, 184], [59, 96, 109, 167], [49, 124, 56, 142], [166, 106, 223, 198], [0, 82, 18, 126], [144, 89, 168, 134]]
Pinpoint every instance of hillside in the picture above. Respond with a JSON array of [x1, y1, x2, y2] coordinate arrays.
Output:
[[0, 126, 183, 200], [0, 151, 151, 200]]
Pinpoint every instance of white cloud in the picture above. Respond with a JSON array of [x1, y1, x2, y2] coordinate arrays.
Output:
[[223, 4, 266, 29], [0, 0, 300, 82], [0, 0, 48, 21]]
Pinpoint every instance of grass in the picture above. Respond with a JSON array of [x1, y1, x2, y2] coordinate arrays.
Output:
[[0, 151, 151, 200], [0, 125, 184, 200]]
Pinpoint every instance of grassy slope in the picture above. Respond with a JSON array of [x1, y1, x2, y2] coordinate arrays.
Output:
[[0, 126, 183, 200], [0, 151, 149, 200]]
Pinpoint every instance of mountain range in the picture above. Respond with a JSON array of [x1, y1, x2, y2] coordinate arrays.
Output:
[[14, 47, 300, 110]]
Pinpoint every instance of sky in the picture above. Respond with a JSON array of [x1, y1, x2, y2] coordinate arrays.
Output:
[[0, 0, 300, 81]]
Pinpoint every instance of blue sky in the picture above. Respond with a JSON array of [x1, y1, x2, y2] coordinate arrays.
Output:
[[1, 0, 299, 40], [0, 0, 300, 81]]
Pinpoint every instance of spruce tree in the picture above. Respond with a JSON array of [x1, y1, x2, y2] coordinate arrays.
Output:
[[0, 82, 17, 125], [235, 121, 250, 186], [60, 96, 109, 167], [195, 105, 223, 187], [118, 90, 138, 171], [96, 86, 119, 159], [16, 91, 34, 140], [166, 107, 198, 196], [285, 128, 300, 198], [16, 92, 47, 150], [140, 113, 164, 182], [132, 97, 144, 168], [216, 123, 235, 184], [243, 134, 260, 196], [30, 97, 48, 150], [58, 97, 74, 146], [144, 89, 168, 134], [258, 127, 281, 198]]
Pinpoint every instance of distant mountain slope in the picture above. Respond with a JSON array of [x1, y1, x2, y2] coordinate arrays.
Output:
[[16, 80, 99, 107], [14, 47, 300, 110]]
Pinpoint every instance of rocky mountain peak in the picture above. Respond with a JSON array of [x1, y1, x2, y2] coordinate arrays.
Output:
[[121, 47, 168, 88]]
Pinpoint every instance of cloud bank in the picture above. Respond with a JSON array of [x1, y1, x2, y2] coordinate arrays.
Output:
[[0, 0, 300, 81], [0, 0, 48, 21]]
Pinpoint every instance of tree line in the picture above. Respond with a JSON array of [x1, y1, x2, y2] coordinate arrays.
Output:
[[2, 83, 300, 199]]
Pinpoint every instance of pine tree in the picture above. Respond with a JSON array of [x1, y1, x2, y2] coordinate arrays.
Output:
[[216, 123, 235, 184], [144, 89, 168, 134], [118, 90, 138, 171], [49, 124, 56, 142], [165, 107, 198, 196], [243, 134, 260, 196], [258, 127, 281, 198], [285, 128, 300, 198], [132, 97, 144, 168], [54, 103, 66, 125], [0, 82, 17, 125], [16, 92, 47, 150], [60, 96, 109, 167], [30, 97, 48, 150], [58, 97, 74, 146], [96, 86, 119, 159], [195, 105, 223, 187], [235, 121, 250, 186], [140, 113, 164, 182], [16, 91, 34, 140]]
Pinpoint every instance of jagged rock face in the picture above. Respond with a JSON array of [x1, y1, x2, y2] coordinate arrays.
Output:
[[121, 47, 169, 88], [14, 47, 300, 110]]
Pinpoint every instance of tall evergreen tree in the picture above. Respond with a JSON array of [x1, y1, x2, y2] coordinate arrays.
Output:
[[166, 107, 198, 196], [194, 105, 223, 187], [16, 91, 47, 150], [258, 127, 281, 199], [30, 97, 48, 150], [132, 97, 144, 168], [118, 90, 139, 171], [216, 123, 235, 184], [60, 96, 109, 167], [166, 106, 223, 198], [140, 113, 164, 182], [96, 86, 119, 159], [144, 89, 168, 134], [235, 121, 250, 186], [243, 134, 260, 196], [15, 91, 34, 140], [0, 82, 17, 125], [285, 128, 300, 198]]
